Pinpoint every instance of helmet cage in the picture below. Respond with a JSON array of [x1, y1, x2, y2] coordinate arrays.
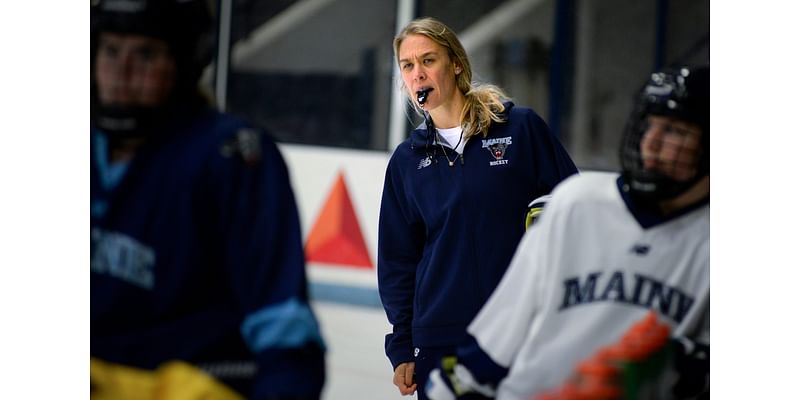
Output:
[[91, 0, 213, 137], [620, 66, 709, 206]]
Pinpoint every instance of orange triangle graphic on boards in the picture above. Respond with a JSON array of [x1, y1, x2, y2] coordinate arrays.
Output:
[[305, 171, 373, 268]]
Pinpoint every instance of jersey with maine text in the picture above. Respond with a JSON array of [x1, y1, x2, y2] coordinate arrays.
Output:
[[467, 171, 709, 399]]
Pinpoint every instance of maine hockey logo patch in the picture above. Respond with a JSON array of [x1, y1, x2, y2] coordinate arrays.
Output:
[[417, 156, 432, 170], [482, 136, 512, 166]]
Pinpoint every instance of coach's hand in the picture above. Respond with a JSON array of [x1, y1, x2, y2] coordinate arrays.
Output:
[[393, 362, 417, 395]]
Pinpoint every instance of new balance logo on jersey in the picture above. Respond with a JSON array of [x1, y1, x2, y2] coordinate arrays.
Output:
[[418, 156, 432, 170], [558, 271, 695, 324]]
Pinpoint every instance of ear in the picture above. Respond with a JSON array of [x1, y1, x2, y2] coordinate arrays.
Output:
[[454, 64, 461, 75]]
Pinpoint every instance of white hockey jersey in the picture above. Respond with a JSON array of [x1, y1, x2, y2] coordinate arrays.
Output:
[[467, 171, 709, 399]]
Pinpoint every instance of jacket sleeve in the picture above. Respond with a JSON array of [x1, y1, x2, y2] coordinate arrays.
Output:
[[377, 155, 424, 370], [209, 126, 325, 399]]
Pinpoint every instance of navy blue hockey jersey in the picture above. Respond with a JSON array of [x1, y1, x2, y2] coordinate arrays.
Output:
[[91, 109, 325, 399]]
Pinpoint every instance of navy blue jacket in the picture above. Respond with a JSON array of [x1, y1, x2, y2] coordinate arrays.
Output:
[[377, 102, 578, 369], [91, 109, 325, 399]]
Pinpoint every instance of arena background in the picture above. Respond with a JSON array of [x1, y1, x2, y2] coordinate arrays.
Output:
[[209, 0, 709, 397]]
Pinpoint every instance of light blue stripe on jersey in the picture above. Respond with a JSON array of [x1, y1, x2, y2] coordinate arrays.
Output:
[[92, 130, 131, 191], [240, 297, 326, 353], [92, 131, 131, 219]]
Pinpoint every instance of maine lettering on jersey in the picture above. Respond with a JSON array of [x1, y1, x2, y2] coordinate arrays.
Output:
[[91, 228, 155, 289], [558, 271, 695, 324], [481, 137, 512, 148]]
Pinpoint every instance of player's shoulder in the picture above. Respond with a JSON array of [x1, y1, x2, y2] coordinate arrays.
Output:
[[549, 171, 619, 205], [205, 111, 264, 138], [203, 111, 283, 167]]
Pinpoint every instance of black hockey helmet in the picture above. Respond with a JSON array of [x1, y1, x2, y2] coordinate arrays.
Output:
[[91, 0, 214, 136], [620, 65, 710, 205]]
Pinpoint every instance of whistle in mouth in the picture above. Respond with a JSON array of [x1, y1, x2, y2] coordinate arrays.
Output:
[[416, 88, 433, 105]]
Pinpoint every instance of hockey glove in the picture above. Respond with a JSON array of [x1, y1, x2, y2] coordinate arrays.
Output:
[[426, 356, 495, 400]]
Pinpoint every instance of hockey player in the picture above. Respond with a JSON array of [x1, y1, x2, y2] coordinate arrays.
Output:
[[425, 65, 710, 400], [90, 1, 325, 398]]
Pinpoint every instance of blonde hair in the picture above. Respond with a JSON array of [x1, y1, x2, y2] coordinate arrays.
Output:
[[394, 17, 508, 139]]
